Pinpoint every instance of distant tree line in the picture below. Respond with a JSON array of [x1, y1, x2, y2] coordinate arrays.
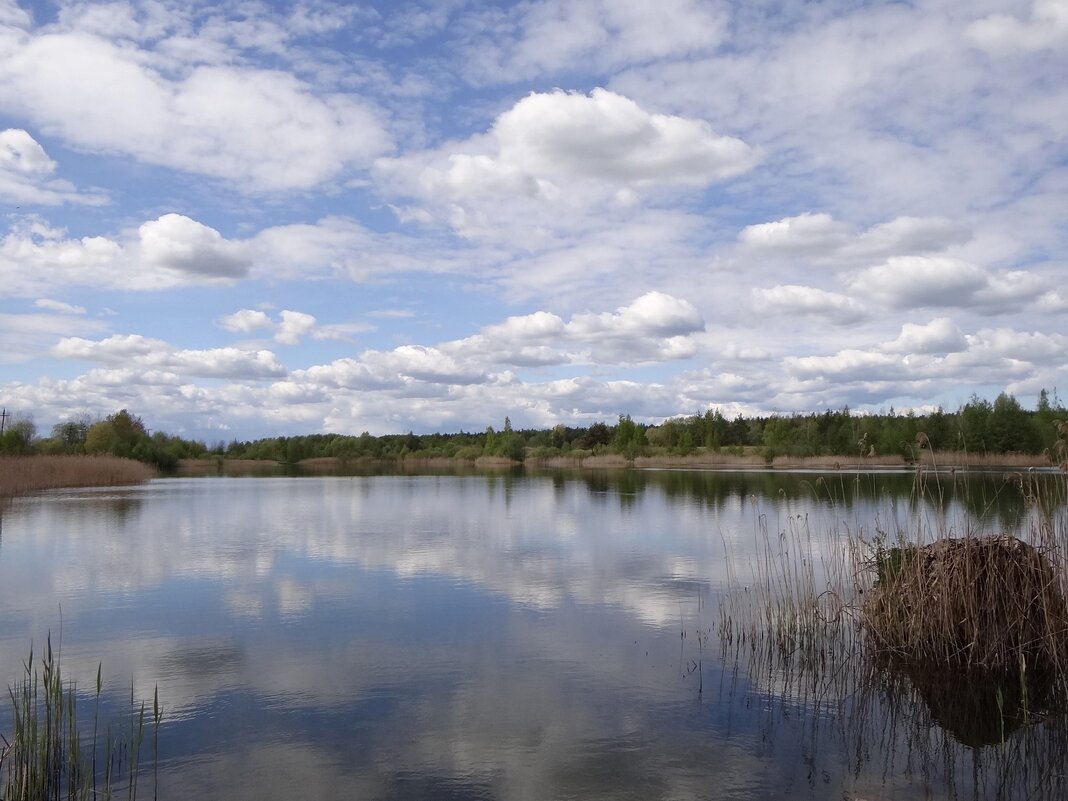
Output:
[[0, 409, 206, 470], [1, 391, 1065, 468]]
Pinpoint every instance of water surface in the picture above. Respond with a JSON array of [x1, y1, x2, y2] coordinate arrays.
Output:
[[0, 469, 1063, 799]]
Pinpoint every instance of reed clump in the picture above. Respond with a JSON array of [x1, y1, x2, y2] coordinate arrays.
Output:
[[0, 456, 155, 499], [863, 535, 1068, 673], [0, 636, 161, 800]]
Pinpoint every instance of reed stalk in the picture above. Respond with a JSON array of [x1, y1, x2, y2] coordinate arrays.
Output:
[[714, 454, 1068, 798], [0, 637, 160, 801]]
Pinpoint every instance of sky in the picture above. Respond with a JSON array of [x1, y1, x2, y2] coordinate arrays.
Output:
[[0, 0, 1065, 442]]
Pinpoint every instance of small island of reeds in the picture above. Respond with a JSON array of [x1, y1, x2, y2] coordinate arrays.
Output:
[[717, 468, 1068, 797]]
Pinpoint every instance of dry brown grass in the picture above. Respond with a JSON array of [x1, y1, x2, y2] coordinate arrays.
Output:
[[771, 454, 906, 469], [634, 452, 766, 468], [916, 449, 1053, 468], [0, 455, 155, 498], [473, 455, 519, 467], [863, 535, 1068, 672], [577, 454, 630, 468]]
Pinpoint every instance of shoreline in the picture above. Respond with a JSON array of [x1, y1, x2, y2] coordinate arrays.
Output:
[[173, 450, 1061, 476]]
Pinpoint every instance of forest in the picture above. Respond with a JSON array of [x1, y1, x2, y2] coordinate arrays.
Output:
[[1, 390, 1064, 469]]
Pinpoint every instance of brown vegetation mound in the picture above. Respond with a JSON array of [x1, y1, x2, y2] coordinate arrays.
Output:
[[864, 535, 1068, 672], [0, 455, 155, 498]]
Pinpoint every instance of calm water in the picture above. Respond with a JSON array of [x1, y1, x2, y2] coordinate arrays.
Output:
[[0, 469, 1064, 800]]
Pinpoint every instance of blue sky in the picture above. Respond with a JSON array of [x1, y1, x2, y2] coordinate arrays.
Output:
[[0, 0, 1065, 441]]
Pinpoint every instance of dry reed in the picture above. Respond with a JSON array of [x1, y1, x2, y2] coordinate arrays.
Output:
[[0, 456, 154, 499], [915, 449, 1054, 468], [714, 471, 1068, 799], [863, 535, 1068, 672], [634, 452, 766, 468]]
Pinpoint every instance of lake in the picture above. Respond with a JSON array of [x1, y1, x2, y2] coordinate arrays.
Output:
[[0, 468, 1065, 800]]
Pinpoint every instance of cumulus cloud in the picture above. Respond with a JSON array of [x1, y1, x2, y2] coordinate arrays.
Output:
[[53, 334, 286, 380], [219, 309, 273, 334], [751, 285, 866, 325], [782, 326, 1067, 397], [219, 308, 371, 346], [492, 89, 754, 187], [139, 214, 251, 278], [738, 213, 970, 263], [0, 214, 251, 297], [0, 127, 54, 174], [882, 318, 967, 355], [738, 213, 851, 252], [0, 28, 391, 191], [967, 0, 1068, 52], [568, 291, 705, 339], [446, 292, 707, 367], [0, 128, 106, 205], [275, 311, 317, 345], [849, 257, 1046, 312], [376, 88, 756, 228]]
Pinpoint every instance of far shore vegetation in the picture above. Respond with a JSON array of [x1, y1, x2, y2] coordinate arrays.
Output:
[[0, 390, 1065, 491]]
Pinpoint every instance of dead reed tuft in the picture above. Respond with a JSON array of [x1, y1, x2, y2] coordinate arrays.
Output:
[[863, 535, 1068, 672], [0, 456, 155, 499]]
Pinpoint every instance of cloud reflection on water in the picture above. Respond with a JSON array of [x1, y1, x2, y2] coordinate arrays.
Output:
[[0, 471, 1057, 800]]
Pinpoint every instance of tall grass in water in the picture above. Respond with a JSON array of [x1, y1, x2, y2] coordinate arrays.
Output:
[[715, 464, 1068, 799], [0, 636, 161, 800], [0, 456, 155, 499]]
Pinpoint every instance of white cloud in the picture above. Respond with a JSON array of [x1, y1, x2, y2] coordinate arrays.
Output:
[[0, 214, 251, 297], [219, 308, 371, 346], [568, 291, 704, 339], [967, 0, 1068, 52], [34, 298, 86, 315], [785, 349, 908, 383], [0, 29, 391, 191], [139, 214, 251, 278], [0, 128, 106, 205], [376, 89, 756, 233], [0, 127, 54, 174], [883, 318, 967, 355], [0, 311, 107, 363], [447, 292, 706, 367], [53, 335, 286, 380], [1037, 290, 1068, 313], [492, 89, 754, 187], [460, 0, 726, 80], [275, 310, 317, 345], [738, 213, 970, 263], [738, 213, 851, 252], [965, 327, 1068, 362], [750, 285, 866, 325], [849, 257, 1045, 312], [219, 309, 273, 334]]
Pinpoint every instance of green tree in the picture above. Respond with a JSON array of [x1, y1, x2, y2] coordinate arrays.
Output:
[[50, 418, 90, 453], [989, 392, 1040, 453], [85, 409, 149, 458], [958, 396, 992, 452], [0, 417, 36, 454], [612, 414, 646, 458]]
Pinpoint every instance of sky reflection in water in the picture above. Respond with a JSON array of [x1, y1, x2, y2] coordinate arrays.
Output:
[[0, 470, 1063, 800]]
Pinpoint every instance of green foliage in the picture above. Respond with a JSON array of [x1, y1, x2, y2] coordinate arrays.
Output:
[[612, 415, 647, 459], [4, 391, 1059, 471], [0, 418, 37, 455]]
